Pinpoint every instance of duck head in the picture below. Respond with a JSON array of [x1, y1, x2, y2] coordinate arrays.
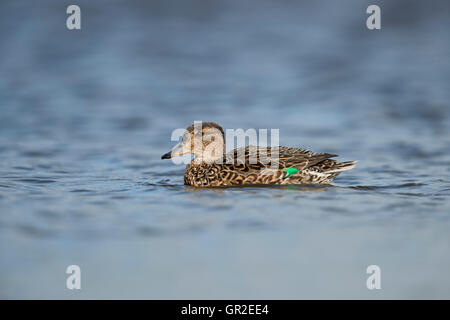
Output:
[[161, 121, 225, 164]]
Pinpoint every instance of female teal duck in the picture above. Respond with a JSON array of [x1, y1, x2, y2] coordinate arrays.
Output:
[[161, 122, 356, 187]]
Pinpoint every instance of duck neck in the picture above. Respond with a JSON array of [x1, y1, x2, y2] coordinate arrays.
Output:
[[192, 134, 225, 164]]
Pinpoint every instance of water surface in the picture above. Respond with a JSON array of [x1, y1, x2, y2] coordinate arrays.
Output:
[[0, 0, 449, 299]]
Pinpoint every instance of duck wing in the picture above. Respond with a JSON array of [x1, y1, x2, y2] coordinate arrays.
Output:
[[276, 146, 337, 170], [224, 146, 337, 171]]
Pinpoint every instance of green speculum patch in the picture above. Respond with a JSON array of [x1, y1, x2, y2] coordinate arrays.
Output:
[[283, 168, 299, 178]]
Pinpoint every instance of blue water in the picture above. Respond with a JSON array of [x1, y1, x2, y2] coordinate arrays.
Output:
[[1, 0, 449, 298]]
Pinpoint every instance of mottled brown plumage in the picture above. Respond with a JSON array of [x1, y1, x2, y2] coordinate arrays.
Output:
[[162, 122, 356, 187]]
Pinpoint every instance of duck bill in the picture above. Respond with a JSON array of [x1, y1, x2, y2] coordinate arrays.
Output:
[[161, 142, 188, 159], [161, 151, 173, 159]]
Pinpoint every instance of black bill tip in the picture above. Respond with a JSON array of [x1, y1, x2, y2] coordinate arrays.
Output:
[[161, 151, 172, 159]]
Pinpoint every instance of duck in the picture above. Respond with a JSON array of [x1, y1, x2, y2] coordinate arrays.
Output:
[[161, 122, 356, 187]]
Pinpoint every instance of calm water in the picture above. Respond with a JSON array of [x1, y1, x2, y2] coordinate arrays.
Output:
[[1, 0, 449, 299]]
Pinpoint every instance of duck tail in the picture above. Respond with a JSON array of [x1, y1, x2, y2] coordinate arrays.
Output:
[[325, 160, 357, 173]]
